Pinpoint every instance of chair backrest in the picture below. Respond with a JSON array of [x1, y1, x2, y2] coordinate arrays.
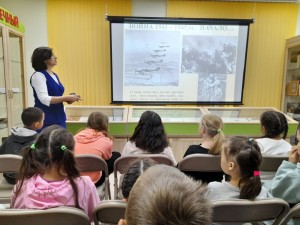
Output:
[[0, 155, 22, 204], [93, 200, 127, 225], [75, 154, 108, 173], [0, 207, 90, 225], [212, 198, 290, 225], [177, 154, 222, 172], [75, 154, 110, 200], [279, 202, 300, 225], [0, 154, 22, 173], [113, 154, 173, 199], [260, 155, 288, 172]]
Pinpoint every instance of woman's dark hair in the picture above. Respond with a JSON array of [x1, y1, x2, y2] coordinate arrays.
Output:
[[224, 136, 262, 200], [129, 111, 169, 154], [121, 158, 157, 199], [260, 111, 288, 139], [12, 125, 81, 209], [87, 112, 109, 137], [31, 47, 53, 71]]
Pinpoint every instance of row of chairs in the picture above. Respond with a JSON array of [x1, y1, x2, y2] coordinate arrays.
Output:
[[0, 202, 125, 225], [0, 153, 288, 202], [113, 153, 288, 199], [0, 198, 299, 225]]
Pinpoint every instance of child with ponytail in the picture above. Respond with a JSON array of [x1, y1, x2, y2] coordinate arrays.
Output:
[[11, 125, 100, 221], [256, 110, 290, 155], [183, 114, 225, 183], [207, 136, 271, 200]]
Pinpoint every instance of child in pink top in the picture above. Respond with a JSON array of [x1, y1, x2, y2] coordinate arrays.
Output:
[[74, 112, 120, 186], [11, 125, 100, 221]]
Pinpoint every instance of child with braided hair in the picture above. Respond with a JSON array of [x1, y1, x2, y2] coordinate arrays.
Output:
[[206, 136, 271, 200], [11, 125, 100, 221], [256, 110, 291, 155]]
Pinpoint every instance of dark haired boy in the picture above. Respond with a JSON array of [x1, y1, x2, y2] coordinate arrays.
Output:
[[0, 107, 44, 184]]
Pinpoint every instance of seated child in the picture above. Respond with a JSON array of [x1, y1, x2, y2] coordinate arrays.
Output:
[[264, 125, 300, 207], [11, 125, 100, 221], [256, 111, 291, 155], [118, 164, 212, 225], [0, 107, 44, 184], [122, 111, 177, 166], [183, 114, 225, 183], [207, 136, 271, 200], [74, 112, 120, 187], [121, 158, 157, 200]]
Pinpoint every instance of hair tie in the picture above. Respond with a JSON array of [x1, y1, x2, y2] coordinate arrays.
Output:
[[253, 171, 260, 176], [61, 145, 67, 151], [248, 138, 254, 143], [31, 144, 36, 150]]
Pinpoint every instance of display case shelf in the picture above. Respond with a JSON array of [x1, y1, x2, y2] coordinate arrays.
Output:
[[128, 106, 206, 137], [204, 107, 298, 136], [66, 106, 297, 138]]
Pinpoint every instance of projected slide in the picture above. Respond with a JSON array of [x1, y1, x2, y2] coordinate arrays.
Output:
[[109, 17, 251, 104]]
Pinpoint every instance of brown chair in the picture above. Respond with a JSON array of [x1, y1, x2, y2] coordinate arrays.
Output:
[[279, 202, 300, 225], [212, 198, 289, 225], [177, 153, 222, 172], [0, 154, 22, 204], [93, 200, 127, 225], [0, 207, 90, 225], [260, 155, 288, 181], [75, 154, 111, 200], [260, 155, 288, 172], [113, 154, 173, 199]]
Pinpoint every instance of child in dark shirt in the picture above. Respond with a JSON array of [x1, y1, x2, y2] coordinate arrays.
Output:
[[0, 107, 44, 184]]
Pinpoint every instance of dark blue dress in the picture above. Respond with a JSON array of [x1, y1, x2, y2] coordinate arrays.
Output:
[[30, 70, 66, 130]]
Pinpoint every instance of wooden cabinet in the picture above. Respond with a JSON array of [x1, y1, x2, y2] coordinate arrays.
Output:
[[0, 7, 27, 143], [281, 35, 300, 121]]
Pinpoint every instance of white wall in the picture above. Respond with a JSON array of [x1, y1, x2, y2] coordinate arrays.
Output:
[[132, 0, 166, 17], [0, 0, 48, 106]]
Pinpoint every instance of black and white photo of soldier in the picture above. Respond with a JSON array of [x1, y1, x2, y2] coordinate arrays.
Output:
[[181, 36, 237, 75], [181, 36, 237, 101]]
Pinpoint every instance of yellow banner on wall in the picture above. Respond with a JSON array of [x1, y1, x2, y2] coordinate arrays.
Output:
[[0, 6, 25, 33]]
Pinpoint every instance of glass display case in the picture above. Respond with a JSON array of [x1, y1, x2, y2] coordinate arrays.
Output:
[[204, 107, 298, 136], [65, 106, 297, 161], [65, 106, 128, 136], [128, 106, 206, 136], [281, 35, 300, 122], [0, 7, 26, 144]]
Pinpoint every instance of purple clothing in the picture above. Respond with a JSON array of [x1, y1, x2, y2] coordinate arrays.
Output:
[[11, 174, 100, 221]]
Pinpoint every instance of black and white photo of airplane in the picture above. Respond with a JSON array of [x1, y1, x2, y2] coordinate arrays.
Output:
[[158, 45, 170, 48], [135, 67, 160, 75], [124, 30, 181, 86], [150, 54, 166, 58], [153, 49, 166, 53], [144, 59, 164, 65]]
